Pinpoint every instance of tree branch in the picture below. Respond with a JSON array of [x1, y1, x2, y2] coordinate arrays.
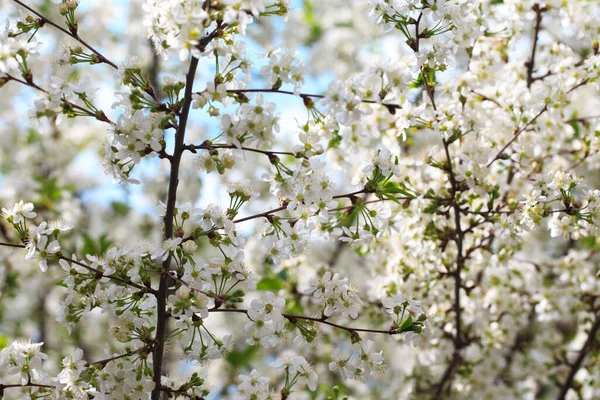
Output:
[[525, 4, 545, 88], [149, 23, 227, 397], [210, 308, 401, 335], [0, 382, 54, 395], [219, 88, 402, 113], [12, 0, 118, 69], [470, 90, 502, 108], [231, 189, 370, 224], [556, 313, 600, 400], [433, 138, 466, 398], [151, 52, 200, 400], [4, 74, 115, 125], [487, 104, 548, 167], [85, 345, 152, 368], [185, 143, 300, 158], [0, 241, 154, 294]]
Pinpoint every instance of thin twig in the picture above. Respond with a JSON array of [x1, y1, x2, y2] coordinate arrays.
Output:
[[186, 143, 299, 158], [209, 308, 400, 335], [470, 90, 502, 108], [220, 88, 402, 113], [0, 241, 154, 294], [487, 105, 548, 167], [85, 345, 152, 368], [12, 0, 118, 69], [173, 275, 226, 304], [564, 114, 600, 124], [4, 74, 114, 125], [0, 382, 54, 393], [231, 189, 369, 224]]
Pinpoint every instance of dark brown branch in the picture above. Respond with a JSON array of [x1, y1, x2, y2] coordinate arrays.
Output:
[[0, 241, 154, 294], [151, 53, 200, 400], [410, 12, 437, 111], [61, 254, 154, 294], [36, 293, 47, 352], [530, 51, 594, 85], [0, 382, 54, 395], [463, 209, 512, 216], [0, 241, 24, 249], [525, 4, 545, 88], [565, 114, 600, 124], [470, 90, 502, 108], [231, 189, 369, 224], [414, 12, 423, 52], [173, 275, 226, 304], [487, 105, 548, 167], [567, 78, 590, 94], [150, 23, 225, 398], [435, 352, 460, 399], [556, 313, 600, 400], [4, 74, 115, 125], [148, 38, 163, 100], [433, 138, 465, 398], [185, 143, 299, 158], [232, 205, 287, 224], [12, 0, 118, 69], [487, 54, 592, 168], [209, 308, 400, 335], [220, 88, 402, 112], [85, 345, 152, 368], [226, 88, 324, 98]]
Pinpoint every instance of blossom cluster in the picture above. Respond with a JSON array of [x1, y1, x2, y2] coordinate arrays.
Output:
[[306, 270, 363, 319], [104, 111, 167, 185], [235, 353, 317, 400], [0, 340, 47, 386], [1, 0, 599, 399], [0, 25, 40, 76], [244, 292, 286, 347], [143, 0, 290, 60], [260, 48, 305, 94]]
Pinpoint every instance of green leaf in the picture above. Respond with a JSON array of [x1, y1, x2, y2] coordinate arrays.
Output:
[[80, 233, 113, 257], [382, 181, 416, 198], [277, 269, 289, 281], [399, 315, 414, 332], [111, 201, 131, 216], [257, 275, 286, 291], [378, 182, 416, 204], [327, 131, 342, 149], [569, 119, 581, 140], [39, 177, 62, 201], [285, 299, 304, 315], [0, 335, 8, 349], [303, 0, 323, 44], [581, 236, 600, 251], [409, 73, 424, 89], [226, 346, 257, 367], [4, 271, 19, 296], [383, 193, 402, 204], [423, 203, 440, 214]]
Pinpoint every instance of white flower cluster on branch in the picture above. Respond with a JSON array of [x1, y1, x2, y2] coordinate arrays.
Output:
[[0, 0, 599, 399]]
